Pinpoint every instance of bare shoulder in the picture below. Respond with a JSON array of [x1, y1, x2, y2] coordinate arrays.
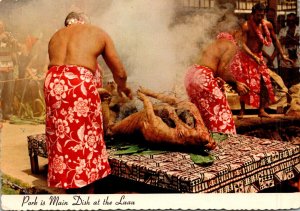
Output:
[[88, 24, 112, 42], [48, 28, 64, 45], [215, 39, 231, 50], [203, 39, 229, 57], [264, 20, 273, 29]]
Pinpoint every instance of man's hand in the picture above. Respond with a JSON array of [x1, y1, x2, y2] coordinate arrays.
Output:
[[236, 82, 250, 96], [97, 88, 112, 101], [117, 85, 133, 99], [282, 54, 294, 64], [253, 55, 263, 65]]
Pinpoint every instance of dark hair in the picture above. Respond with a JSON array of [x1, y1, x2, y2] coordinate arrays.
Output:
[[287, 13, 296, 18], [64, 12, 81, 26], [252, 3, 266, 14], [266, 7, 275, 13]]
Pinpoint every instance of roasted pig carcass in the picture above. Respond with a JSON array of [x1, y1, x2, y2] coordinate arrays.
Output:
[[109, 87, 216, 150], [98, 81, 135, 134]]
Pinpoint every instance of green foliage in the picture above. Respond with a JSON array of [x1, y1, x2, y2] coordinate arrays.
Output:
[[113, 145, 147, 155], [1, 174, 31, 195], [12, 88, 46, 124], [211, 132, 228, 143], [135, 150, 168, 155], [1, 184, 20, 194], [109, 138, 215, 165], [2, 174, 31, 188], [189, 153, 215, 165]]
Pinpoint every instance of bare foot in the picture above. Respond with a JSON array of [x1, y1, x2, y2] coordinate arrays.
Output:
[[258, 111, 272, 118]]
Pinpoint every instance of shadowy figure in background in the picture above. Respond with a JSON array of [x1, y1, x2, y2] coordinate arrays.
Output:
[[0, 20, 19, 121], [44, 12, 132, 194], [277, 15, 286, 34], [22, 33, 48, 117], [261, 7, 289, 113], [279, 13, 299, 69], [14, 34, 39, 117]]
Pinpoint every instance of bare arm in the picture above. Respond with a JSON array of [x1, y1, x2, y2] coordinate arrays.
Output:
[[102, 33, 132, 98], [216, 41, 250, 95], [269, 22, 293, 63], [222, 72, 249, 96]]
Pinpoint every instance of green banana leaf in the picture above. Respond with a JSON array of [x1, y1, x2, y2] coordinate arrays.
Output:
[[109, 135, 218, 165], [189, 153, 215, 165], [134, 150, 167, 155], [211, 132, 228, 143], [113, 145, 147, 155]]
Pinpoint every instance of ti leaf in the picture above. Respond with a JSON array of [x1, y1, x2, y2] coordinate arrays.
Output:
[[211, 132, 228, 143], [134, 150, 167, 155], [190, 153, 215, 165], [113, 145, 147, 155]]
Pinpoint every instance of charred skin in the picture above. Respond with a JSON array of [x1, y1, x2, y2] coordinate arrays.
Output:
[[139, 88, 215, 149], [98, 83, 131, 135], [110, 88, 216, 150]]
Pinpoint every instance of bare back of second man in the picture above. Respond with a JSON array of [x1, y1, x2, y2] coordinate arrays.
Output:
[[199, 39, 237, 80]]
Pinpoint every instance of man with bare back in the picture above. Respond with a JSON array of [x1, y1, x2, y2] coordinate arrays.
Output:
[[44, 12, 132, 193], [185, 27, 249, 135], [232, 3, 292, 118]]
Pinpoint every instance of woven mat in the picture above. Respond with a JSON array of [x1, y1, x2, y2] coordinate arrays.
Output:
[[108, 134, 300, 193]]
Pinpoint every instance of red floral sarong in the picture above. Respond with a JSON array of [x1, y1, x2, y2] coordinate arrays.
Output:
[[184, 65, 236, 134], [230, 51, 275, 108], [44, 65, 111, 189]]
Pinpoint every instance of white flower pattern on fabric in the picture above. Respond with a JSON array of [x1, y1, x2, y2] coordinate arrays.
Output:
[[184, 65, 236, 134], [230, 51, 275, 108], [44, 65, 111, 189], [218, 107, 233, 124], [75, 159, 87, 174], [85, 130, 99, 151], [49, 79, 68, 100], [67, 108, 75, 123], [74, 98, 89, 117], [88, 168, 99, 183], [80, 68, 93, 82], [55, 119, 70, 139], [53, 155, 66, 174], [212, 87, 223, 99]]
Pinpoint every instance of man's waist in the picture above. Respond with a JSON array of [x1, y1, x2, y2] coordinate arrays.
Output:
[[49, 63, 95, 73]]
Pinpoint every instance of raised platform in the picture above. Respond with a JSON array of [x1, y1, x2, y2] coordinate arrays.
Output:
[[27, 132, 300, 193], [108, 134, 300, 193]]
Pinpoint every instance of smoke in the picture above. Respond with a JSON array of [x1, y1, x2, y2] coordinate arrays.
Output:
[[93, 1, 179, 93], [1, 0, 238, 97]]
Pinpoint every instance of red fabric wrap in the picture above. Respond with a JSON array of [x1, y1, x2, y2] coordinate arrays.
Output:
[[44, 65, 111, 189], [184, 65, 236, 134], [230, 51, 275, 108]]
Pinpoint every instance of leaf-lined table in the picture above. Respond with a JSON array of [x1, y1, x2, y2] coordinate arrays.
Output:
[[108, 134, 300, 193], [27, 133, 299, 192]]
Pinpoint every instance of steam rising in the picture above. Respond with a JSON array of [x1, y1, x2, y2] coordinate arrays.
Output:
[[1, 0, 238, 97]]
